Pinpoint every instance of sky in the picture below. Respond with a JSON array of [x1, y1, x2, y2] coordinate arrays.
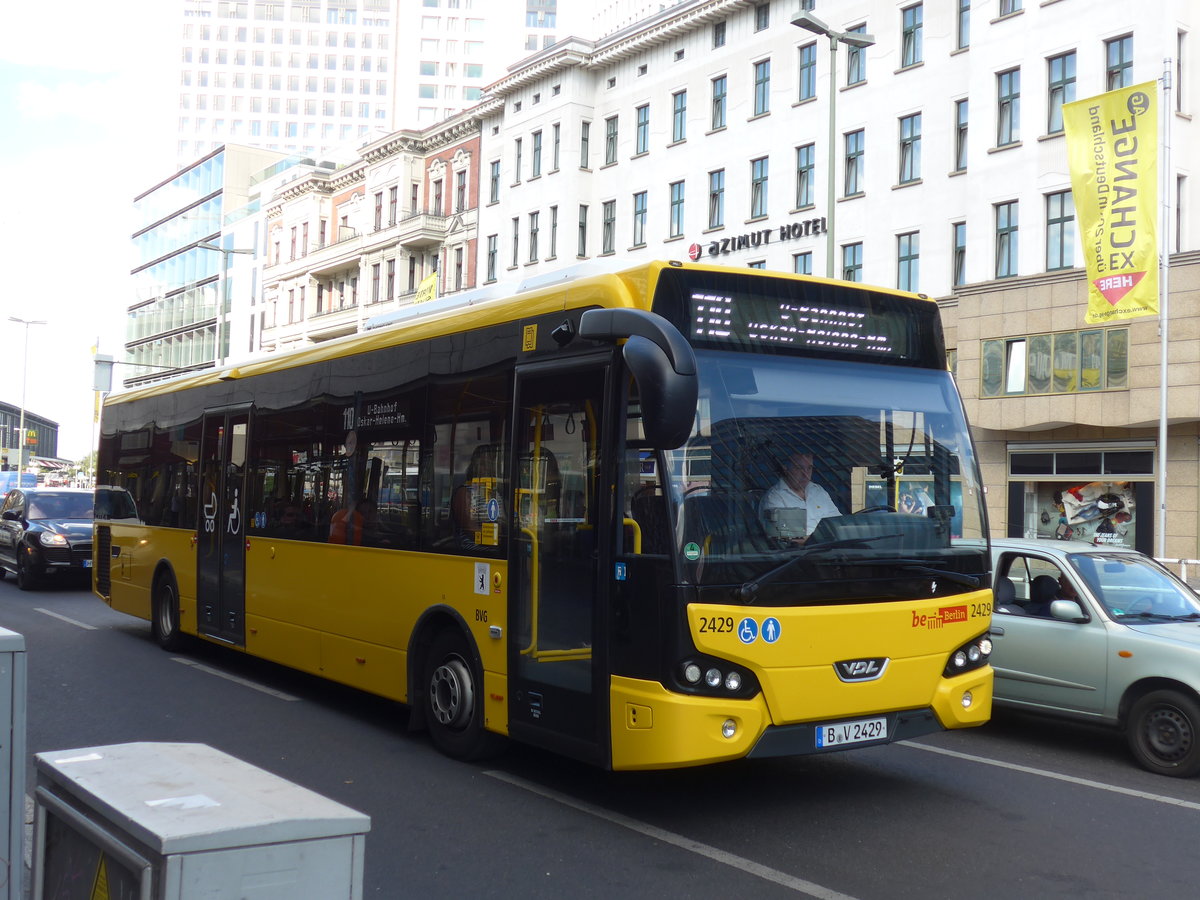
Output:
[[0, 2, 179, 461]]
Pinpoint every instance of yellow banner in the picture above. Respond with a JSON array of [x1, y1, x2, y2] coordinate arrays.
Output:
[[414, 271, 438, 304], [1063, 81, 1158, 323]]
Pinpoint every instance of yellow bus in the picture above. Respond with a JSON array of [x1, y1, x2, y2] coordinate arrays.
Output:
[[95, 261, 993, 770]]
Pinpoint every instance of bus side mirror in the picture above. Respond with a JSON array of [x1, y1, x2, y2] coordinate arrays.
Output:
[[579, 308, 698, 450]]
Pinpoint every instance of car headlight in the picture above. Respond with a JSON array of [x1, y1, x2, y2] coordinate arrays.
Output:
[[38, 533, 69, 547]]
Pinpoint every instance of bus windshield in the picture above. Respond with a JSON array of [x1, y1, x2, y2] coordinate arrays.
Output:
[[661, 350, 988, 599]]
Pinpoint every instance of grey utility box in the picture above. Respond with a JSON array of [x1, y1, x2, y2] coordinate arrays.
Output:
[[32, 742, 369, 900], [0, 628, 26, 900]]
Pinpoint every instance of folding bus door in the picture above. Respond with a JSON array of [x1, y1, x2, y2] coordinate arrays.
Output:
[[196, 408, 250, 645], [509, 363, 610, 764]]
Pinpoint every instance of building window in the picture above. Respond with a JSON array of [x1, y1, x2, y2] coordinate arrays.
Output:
[[577, 204, 588, 257], [842, 242, 863, 282], [371, 263, 381, 302], [531, 130, 542, 177], [999, 0, 1022, 15], [952, 222, 967, 287], [1106, 35, 1133, 90], [602, 200, 616, 253], [580, 120, 591, 168], [713, 20, 726, 48], [750, 157, 769, 218], [996, 68, 1020, 146], [795, 144, 815, 208], [901, 4, 923, 68], [669, 181, 685, 238], [455, 172, 466, 212], [489, 160, 500, 203], [635, 104, 649, 154], [552, 123, 561, 170], [982, 328, 1127, 398], [605, 116, 618, 165], [798, 43, 816, 101], [387, 258, 396, 299], [1047, 51, 1076, 134], [753, 59, 771, 116], [671, 91, 687, 142], [956, 0, 970, 50], [844, 129, 864, 196], [793, 252, 812, 275], [898, 113, 921, 184], [754, 3, 770, 32], [485, 236, 498, 281], [995, 200, 1019, 278], [513, 138, 523, 182], [528, 211, 539, 262], [709, 169, 725, 228], [846, 26, 868, 85], [549, 205, 558, 258], [954, 99, 969, 172], [1046, 190, 1075, 271], [511, 217, 520, 267], [897, 232, 920, 291], [632, 191, 647, 246], [711, 75, 727, 129]]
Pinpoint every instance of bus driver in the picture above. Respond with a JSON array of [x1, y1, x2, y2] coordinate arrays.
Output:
[[760, 451, 842, 545]]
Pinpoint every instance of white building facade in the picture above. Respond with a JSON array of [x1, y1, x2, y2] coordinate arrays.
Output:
[[474, 0, 1200, 557], [174, 0, 583, 165]]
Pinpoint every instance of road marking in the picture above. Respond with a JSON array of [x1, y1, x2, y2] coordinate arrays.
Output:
[[485, 770, 858, 899], [35, 608, 97, 630], [170, 657, 300, 701], [902, 741, 1200, 811]]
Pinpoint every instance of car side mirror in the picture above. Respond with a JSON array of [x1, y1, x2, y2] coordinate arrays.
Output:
[[1050, 599, 1088, 623], [1, 510, 19, 522]]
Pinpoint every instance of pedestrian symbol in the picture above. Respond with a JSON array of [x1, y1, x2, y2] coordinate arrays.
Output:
[[762, 617, 781, 643], [738, 617, 758, 644]]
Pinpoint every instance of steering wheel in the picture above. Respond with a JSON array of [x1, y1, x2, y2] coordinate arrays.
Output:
[[855, 505, 896, 514], [1128, 595, 1155, 615]]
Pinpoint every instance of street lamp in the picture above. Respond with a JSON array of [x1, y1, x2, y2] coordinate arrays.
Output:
[[791, 11, 876, 279], [9, 316, 46, 475], [197, 240, 255, 367]]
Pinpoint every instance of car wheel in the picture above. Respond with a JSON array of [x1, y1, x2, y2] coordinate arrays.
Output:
[[1127, 689, 1200, 777], [151, 573, 184, 651], [424, 629, 505, 761], [16, 550, 40, 591]]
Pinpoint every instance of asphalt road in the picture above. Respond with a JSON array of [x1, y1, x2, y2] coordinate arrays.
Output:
[[5, 575, 1199, 899]]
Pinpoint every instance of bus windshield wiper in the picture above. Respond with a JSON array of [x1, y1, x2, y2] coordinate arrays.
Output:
[[736, 534, 902, 603]]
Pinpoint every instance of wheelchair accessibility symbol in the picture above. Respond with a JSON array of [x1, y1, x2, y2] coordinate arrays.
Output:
[[738, 617, 758, 644]]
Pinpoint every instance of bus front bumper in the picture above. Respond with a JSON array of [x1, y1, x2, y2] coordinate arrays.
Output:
[[608, 667, 991, 771]]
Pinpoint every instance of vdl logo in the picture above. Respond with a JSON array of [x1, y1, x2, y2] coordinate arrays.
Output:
[[834, 658, 889, 682]]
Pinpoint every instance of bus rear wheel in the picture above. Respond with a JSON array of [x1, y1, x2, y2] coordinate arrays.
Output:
[[152, 573, 184, 651], [424, 629, 504, 761]]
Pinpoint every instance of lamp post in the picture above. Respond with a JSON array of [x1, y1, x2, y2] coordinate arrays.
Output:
[[197, 240, 255, 368], [791, 11, 875, 279], [9, 316, 46, 475]]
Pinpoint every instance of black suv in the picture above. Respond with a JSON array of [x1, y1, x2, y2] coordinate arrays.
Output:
[[0, 488, 94, 590]]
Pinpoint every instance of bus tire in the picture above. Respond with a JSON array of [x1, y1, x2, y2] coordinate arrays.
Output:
[[423, 628, 505, 761], [1127, 689, 1200, 778], [152, 572, 184, 652]]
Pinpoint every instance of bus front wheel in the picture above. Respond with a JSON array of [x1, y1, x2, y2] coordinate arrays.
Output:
[[424, 629, 504, 761], [152, 573, 184, 651]]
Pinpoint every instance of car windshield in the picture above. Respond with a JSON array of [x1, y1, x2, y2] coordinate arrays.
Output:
[[28, 493, 94, 520], [1069, 552, 1200, 620], [653, 351, 988, 600]]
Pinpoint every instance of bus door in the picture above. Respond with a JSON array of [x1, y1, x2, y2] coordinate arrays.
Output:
[[510, 363, 610, 764], [197, 408, 250, 645]]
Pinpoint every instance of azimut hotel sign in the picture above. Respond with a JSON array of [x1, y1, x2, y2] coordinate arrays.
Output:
[[1063, 81, 1158, 324]]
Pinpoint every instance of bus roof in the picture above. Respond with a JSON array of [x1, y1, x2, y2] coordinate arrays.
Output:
[[108, 260, 931, 407]]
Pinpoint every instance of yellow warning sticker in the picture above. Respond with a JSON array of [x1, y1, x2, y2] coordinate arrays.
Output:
[[92, 855, 110, 900]]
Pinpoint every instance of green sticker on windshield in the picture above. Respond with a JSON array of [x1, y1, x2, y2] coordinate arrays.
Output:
[[684, 542, 701, 561]]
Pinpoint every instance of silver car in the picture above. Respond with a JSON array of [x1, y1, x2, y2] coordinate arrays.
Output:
[[984, 537, 1200, 777]]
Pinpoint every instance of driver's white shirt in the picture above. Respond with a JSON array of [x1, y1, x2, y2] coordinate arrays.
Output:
[[760, 480, 841, 537]]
